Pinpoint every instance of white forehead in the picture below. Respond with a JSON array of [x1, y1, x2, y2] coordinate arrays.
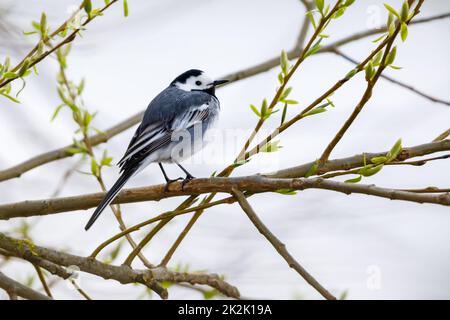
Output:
[[175, 72, 213, 91]]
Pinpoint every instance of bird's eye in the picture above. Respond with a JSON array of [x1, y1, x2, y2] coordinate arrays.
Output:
[[195, 80, 202, 86]]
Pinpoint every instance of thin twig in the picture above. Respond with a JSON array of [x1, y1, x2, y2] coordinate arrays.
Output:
[[433, 129, 450, 142], [400, 187, 450, 193], [318, 0, 424, 166], [231, 187, 336, 300], [331, 48, 450, 106], [0, 1, 119, 89], [32, 264, 53, 298], [90, 196, 236, 259]]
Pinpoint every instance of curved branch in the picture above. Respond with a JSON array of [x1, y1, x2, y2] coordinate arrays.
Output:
[[0, 111, 143, 182], [0, 270, 51, 300]]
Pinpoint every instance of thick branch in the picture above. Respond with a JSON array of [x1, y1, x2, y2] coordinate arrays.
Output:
[[231, 187, 335, 300], [2, 170, 449, 220], [0, 233, 239, 299]]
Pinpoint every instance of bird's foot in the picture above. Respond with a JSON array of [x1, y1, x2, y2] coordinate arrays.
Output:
[[164, 177, 183, 192], [181, 174, 195, 190]]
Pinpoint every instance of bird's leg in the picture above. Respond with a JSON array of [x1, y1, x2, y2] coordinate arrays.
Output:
[[159, 163, 182, 192], [174, 162, 195, 190]]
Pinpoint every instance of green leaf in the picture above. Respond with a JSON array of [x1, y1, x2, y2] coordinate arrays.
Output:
[[304, 161, 318, 178], [345, 175, 362, 183], [371, 156, 387, 165], [400, 22, 408, 42], [275, 189, 297, 195], [315, 0, 324, 13], [280, 87, 292, 100], [303, 106, 327, 117], [51, 104, 65, 121], [3, 56, 10, 71], [305, 39, 322, 58], [359, 164, 383, 177], [389, 65, 402, 70], [109, 241, 123, 261], [18, 58, 31, 77], [344, 0, 356, 6], [260, 98, 268, 117], [101, 157, 113, 167], [231, 159, 250, 168], [372, 33, 387, 43], [333, 7, 346, 19], [388, 19, 396, 36], [203, 289, 218, 300], [83, 0, 92, 15], [2, 71, 18, 79], [387, 12, 394, 27], [344, 68, 358, 80], [280, 50, 289, 75], [385, 46, 397, 66], [260, 140, 282, 153], [372, 51, 383, 67], [91, 158, 99, 176], [281, 99, 298, 105], [384, 3, 400, 19], [278, 72, 284, 84], [40, 12, 47, 36], [78, 78, 85, 95], [123, 0, 129, 17], [160, 281, 173, 289], [65, 147, 83, 155], [23, 30, 38, 36], [0, 91, 20, 103], [365, 62, 375, 81], [401, 1, 409, 21], [83, 111, 93, 128], [386, 138, 402, 162], [339, 290, 349, 300], [306, 11, 317, 29], [326, 98, 335, 108]]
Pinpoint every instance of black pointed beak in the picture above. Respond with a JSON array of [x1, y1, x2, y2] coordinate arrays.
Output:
[[213, 79, 229, 86]]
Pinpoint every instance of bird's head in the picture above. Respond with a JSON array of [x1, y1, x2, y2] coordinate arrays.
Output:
[[171, 69, 228, 95]]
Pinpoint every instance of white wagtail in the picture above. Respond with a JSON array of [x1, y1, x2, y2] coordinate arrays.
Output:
[[85, 69, 228, 230]]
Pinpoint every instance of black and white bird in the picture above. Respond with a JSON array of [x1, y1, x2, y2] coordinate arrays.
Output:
[[84, 69, 228, 230]]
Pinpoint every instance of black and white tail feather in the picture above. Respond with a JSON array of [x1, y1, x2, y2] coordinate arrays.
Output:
[[84, 168, 136, 230], [84, 69, 227, 230]]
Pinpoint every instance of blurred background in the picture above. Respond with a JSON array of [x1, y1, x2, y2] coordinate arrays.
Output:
[[0, 0, 449, 299]]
